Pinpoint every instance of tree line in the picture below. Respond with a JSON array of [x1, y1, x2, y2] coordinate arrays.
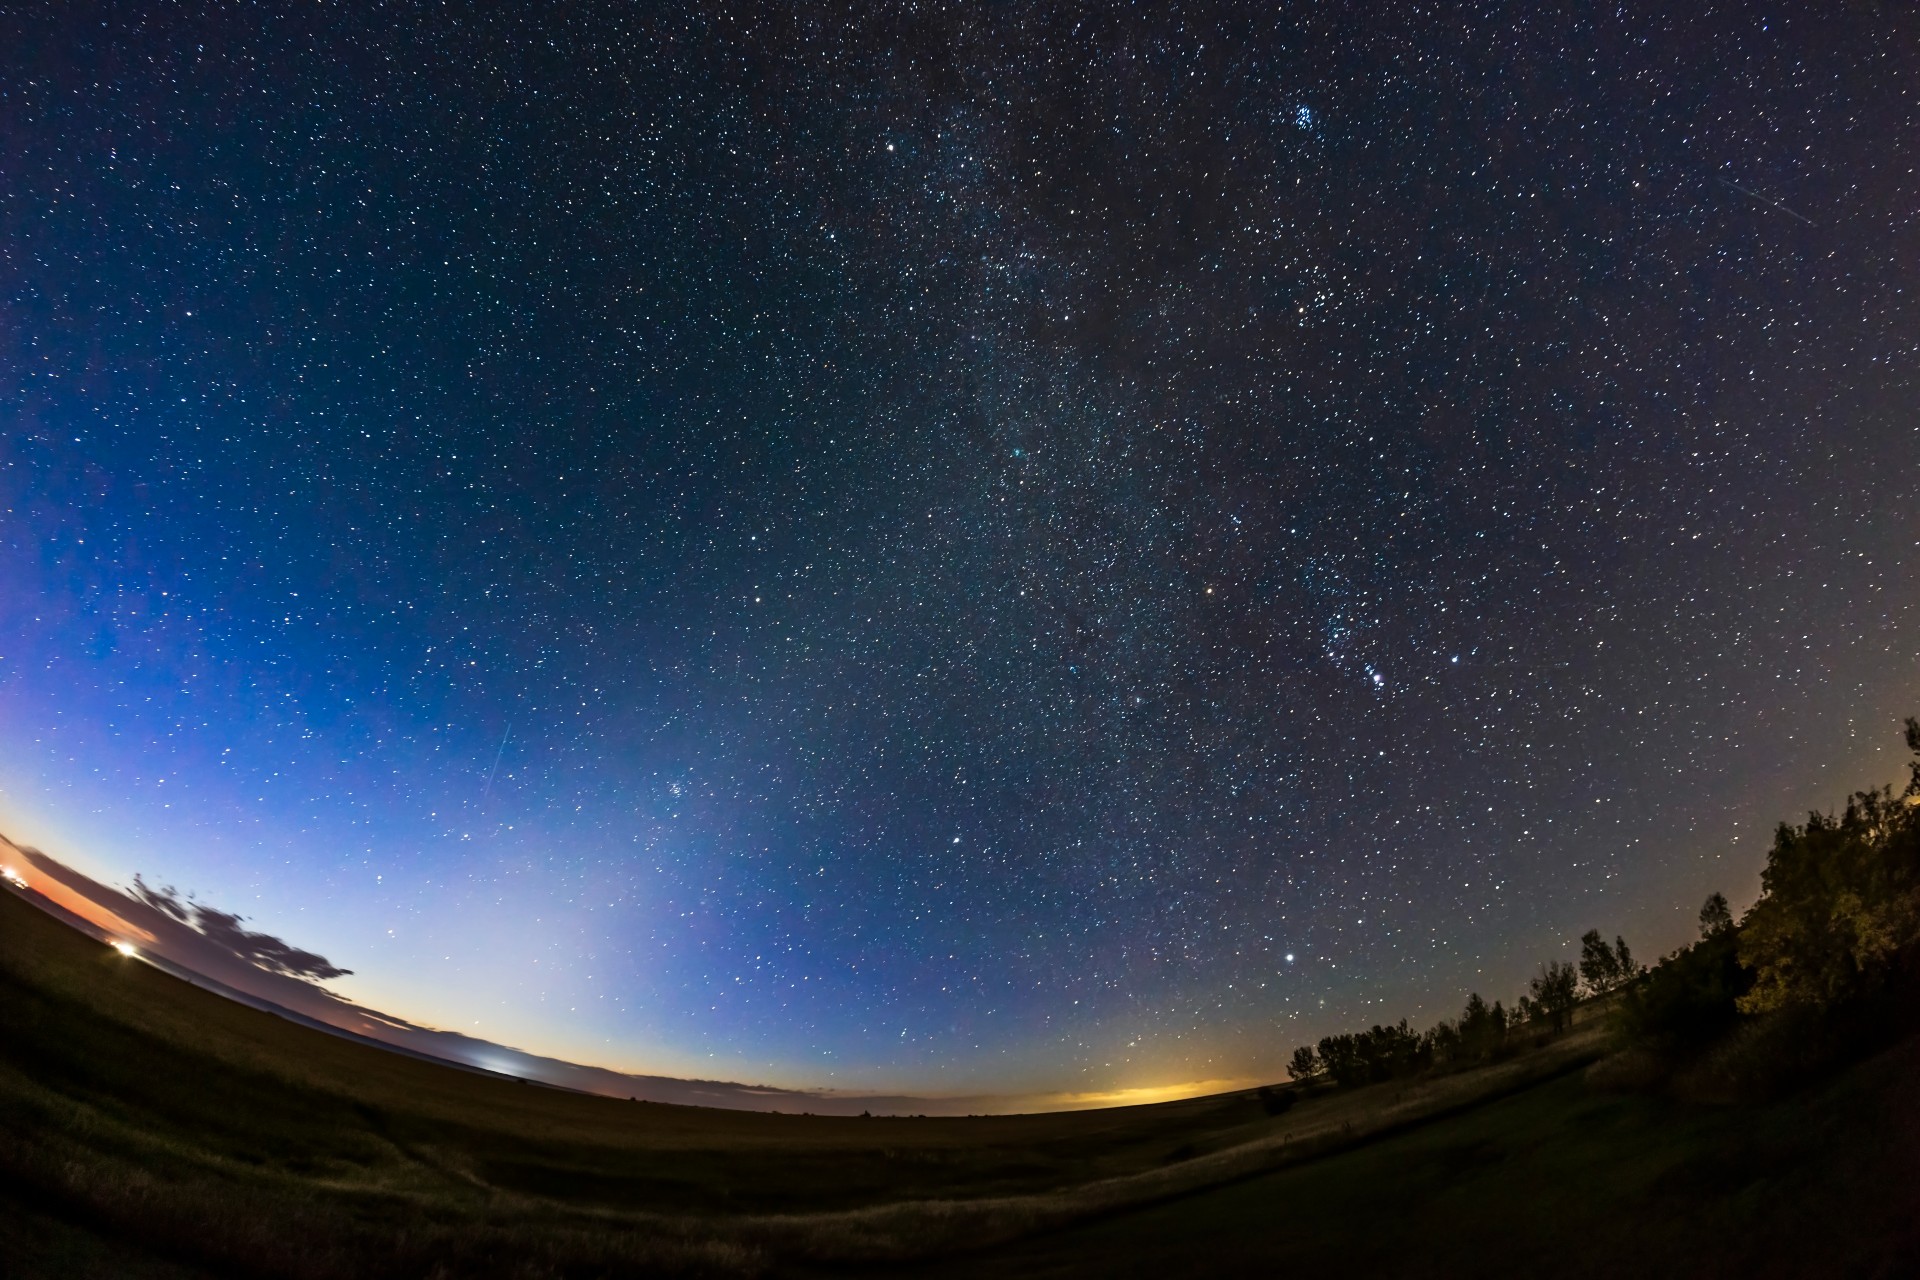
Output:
[[1284, 717, 1920, 1094], [1285, 941, 1617, 1089]]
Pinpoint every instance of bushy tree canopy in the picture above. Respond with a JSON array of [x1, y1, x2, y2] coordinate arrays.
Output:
[[1737, 727, 1920, 1014]]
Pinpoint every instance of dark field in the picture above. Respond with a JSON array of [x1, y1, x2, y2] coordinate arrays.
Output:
[[912, 1041, 1920, 1280], [2, 888, 1915, 1279]]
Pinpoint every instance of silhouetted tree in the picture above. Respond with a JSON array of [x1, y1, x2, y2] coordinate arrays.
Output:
[[1580, 929, 1623, 993], [1361, 1019, 1425, 1080], [1530, 960, 1579, 1034], [1699, 892, 1734, 939], [1317, 1034, 1362, 1087], [1426, 1019, 1462, 1067], [1458, 992, 1501, 1060], [1286, 1045, 1319, 1082], [1612, 935, 1639, 982], [1618, 915, 1750, 1050], [1581, 929, 1642, 995]]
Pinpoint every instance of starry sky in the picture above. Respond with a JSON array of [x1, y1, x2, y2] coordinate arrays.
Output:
[[2, 1, 1917, 1099]]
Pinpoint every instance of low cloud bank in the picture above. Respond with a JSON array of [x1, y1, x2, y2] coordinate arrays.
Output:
[[128, 875, 353, 981]]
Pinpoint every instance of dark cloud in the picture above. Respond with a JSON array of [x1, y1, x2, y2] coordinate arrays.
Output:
[[129, 875, 352, 982]]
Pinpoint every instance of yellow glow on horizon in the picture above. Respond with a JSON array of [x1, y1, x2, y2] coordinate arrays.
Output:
[[1036, 1077, 1257, 1110], [112, 940, 139, 958]]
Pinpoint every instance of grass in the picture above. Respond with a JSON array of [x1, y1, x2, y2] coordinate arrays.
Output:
[[2, 886, 1914, 1278], [904, 1034, 1920, 1279]]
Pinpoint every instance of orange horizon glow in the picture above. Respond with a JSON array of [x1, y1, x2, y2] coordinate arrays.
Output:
[[0, 858, 155, 946]]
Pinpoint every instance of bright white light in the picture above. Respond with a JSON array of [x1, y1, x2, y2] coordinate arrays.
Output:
[[111, 941, 139, 958], [1285, 953, 1296, 963], [0, 866, 25, 888]]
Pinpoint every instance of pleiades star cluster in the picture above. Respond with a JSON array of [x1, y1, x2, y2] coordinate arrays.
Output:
[[2, 1, 1916, 1096]]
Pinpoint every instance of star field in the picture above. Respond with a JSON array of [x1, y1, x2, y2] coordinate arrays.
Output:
[[2, 1, 1917, 1095]]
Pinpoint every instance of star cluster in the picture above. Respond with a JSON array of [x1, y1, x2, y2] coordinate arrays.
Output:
[[2, 2, 1916, 1094]]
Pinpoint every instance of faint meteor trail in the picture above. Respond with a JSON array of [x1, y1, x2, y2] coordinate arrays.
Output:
[[1718, 176, 1815, 225], [481, 722, 511, 803]]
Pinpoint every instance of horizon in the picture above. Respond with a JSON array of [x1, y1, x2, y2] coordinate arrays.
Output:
[[5, 712, 1914, 1111], [0, 835, 1261, 1114]]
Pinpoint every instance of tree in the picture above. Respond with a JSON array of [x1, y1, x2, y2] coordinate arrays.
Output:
[[1699, 892, 1734, 938], [1316, 1034, 1363, 1088], [1737, 758, 1920, 1014], [1580, 928, 1624, 993], [1618, 920, 1750, 1049], [1426, 1019, 1462, 1067], [1362, 1019, 1425, 1080], [1529, 960, 1579, 1034], [1459, 993, 1500, 1059], [1581, 929, 1642, 995], [1612, 935, 1639, 982], [1286, 1045, 1319, 1082]]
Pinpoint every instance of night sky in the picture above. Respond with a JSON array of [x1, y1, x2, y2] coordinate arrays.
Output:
[[3, 2, 1917, 1100]]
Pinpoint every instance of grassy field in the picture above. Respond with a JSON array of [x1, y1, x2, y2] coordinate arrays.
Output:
[[906, 1036, 1920, 1280], [2, 886, 1914, 1277]]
